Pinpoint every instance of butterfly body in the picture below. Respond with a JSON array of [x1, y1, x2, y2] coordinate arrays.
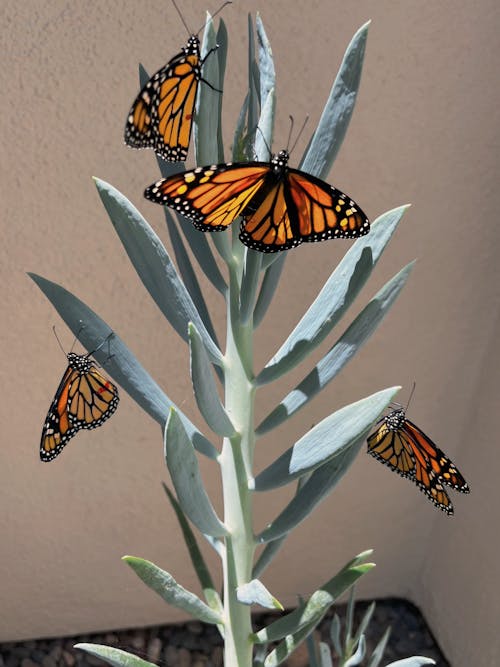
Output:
[[124, 35, 202, 162], [40, 352, 119, 462], [144, 149, 370, 252], [367, 407, 470, 515]]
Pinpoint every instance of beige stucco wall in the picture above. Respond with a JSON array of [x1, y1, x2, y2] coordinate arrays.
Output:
[[2, 1, 499, 665]]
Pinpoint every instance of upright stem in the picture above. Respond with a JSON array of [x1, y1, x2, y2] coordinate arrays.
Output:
[[220, 262, 256, 667]]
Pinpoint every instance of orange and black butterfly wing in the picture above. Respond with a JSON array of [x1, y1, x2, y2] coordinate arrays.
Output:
[[40, 365, 81, 462], [239, 168, 370, 252], [367, 418, 454, 514], [124, 35, 201, 162], [404, 419, 470, 493], [66, 366, 119, 432], [367, 420, 417, 480], [144, 163, 270, 230], [40, 357, 119, 462]]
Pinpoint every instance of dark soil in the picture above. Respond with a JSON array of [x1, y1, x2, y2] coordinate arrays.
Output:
[[0, 598, 450, 666]]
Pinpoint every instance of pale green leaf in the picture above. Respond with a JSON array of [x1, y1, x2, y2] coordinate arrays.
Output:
[[300, 21, 370, 179], [94, 178, 223, 366], [237, 580, 284, 610], [257, 263, 413, 433], [256, 206, 409, 385], [165, 409, 227, 537], [74, 644, 154, 667], [255, 387, 399, 491], [123, 556, 222, 625], [189, 323, 235, 437]]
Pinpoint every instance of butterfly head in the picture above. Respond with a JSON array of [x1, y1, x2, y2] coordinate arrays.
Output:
[[385, 408, 406, 431], [67, 352, 94, 373], [271, 149, 290, 173], [184, 35, 201, 55]]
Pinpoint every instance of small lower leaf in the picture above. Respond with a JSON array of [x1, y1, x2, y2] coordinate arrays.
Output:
[[384, 660, 436, 667], [253, 552, 374, 644], [123, 556, 222, 625], [237, 579, 284, 610], [75, 643, 155, 667]]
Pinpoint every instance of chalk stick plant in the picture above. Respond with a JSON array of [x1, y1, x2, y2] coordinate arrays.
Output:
[[30, 11, 432, 667]]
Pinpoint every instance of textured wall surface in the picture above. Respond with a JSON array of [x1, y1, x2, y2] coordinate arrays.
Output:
[[1, 1, 499, 665]]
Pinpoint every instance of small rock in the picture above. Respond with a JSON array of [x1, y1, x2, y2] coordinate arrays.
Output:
[[186, 621, 203, 635], [164, 645, 178, 664], [177, 647, 192, 667], [62, 650, 76, 666], [211, 646, 223, 666], [147, 637, 162, 663], [20, 660, 40, 667]]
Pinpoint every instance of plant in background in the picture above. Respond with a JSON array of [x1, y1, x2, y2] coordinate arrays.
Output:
[[305, 589, 435, 667], [30, 11, 433, 667]]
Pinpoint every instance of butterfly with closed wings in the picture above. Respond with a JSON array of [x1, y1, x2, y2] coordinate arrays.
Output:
[[144, 149, 370, 252], [124, 2, 230, 161], [367, 406, 470, 515], [40, 335, 119, 462]]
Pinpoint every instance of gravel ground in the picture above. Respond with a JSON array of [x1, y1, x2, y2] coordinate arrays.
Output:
[[0, 598, 449, 667]]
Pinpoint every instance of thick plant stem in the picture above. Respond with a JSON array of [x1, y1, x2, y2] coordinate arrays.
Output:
[[220, 263, 256, 667]]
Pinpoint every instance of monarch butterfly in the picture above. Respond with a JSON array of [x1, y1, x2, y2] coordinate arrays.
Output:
[[367, 406, 470, 515], [124, 0, 230, 161], [144, 149, 370, 252], [40, 338, 119, 462]]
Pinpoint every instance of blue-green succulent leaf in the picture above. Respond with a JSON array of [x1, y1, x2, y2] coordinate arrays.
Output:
[[254, 88, 275, 161], [240, 249, 263, 325], [165, 409, 227, 536], [168, 211, 228, 296], [237, 580, 284, 610], [253, 553, 374, 644], [255, 387, 399, 491], [233, 92, 250, 161], [123, 556, 223, 625], [195, 13, 221, 166], [252, 535, 286, 579], [366, 627, 391, 667], [163, 209, 220, 346], [195, 13, 232, 263], [263, 617, 325, 667], [256, 436, 369, 542], [162, 484, 221, 613], [318, 644, 334, 667], [256, 14, 275, 111], [257, 263, 413, 434], [253, 255, 286, 328], [345, 636, 366, 666], [28, 273, 217, 459], [189, 323, 235, 437], [247, 13, 260, 152], [216, 19, 228, 162], [94, 178, 223, 366], [354, 601, 376, 648], [256, 206, 409, 386], [300, 21, 370, 179], [330, 614, 343, 655], [384, 660, 436, 667], [74, 644, 155, 667]]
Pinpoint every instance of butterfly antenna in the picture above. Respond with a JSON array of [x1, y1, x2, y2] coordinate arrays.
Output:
[[193, 1, 232, 37], [289, 115, 310, 155], [256, 125, 272, 160], [52, 326, 67, 357], [405, 381, 417, 412], [171, 0, 192, 37], [70, 322, 85, 352]]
